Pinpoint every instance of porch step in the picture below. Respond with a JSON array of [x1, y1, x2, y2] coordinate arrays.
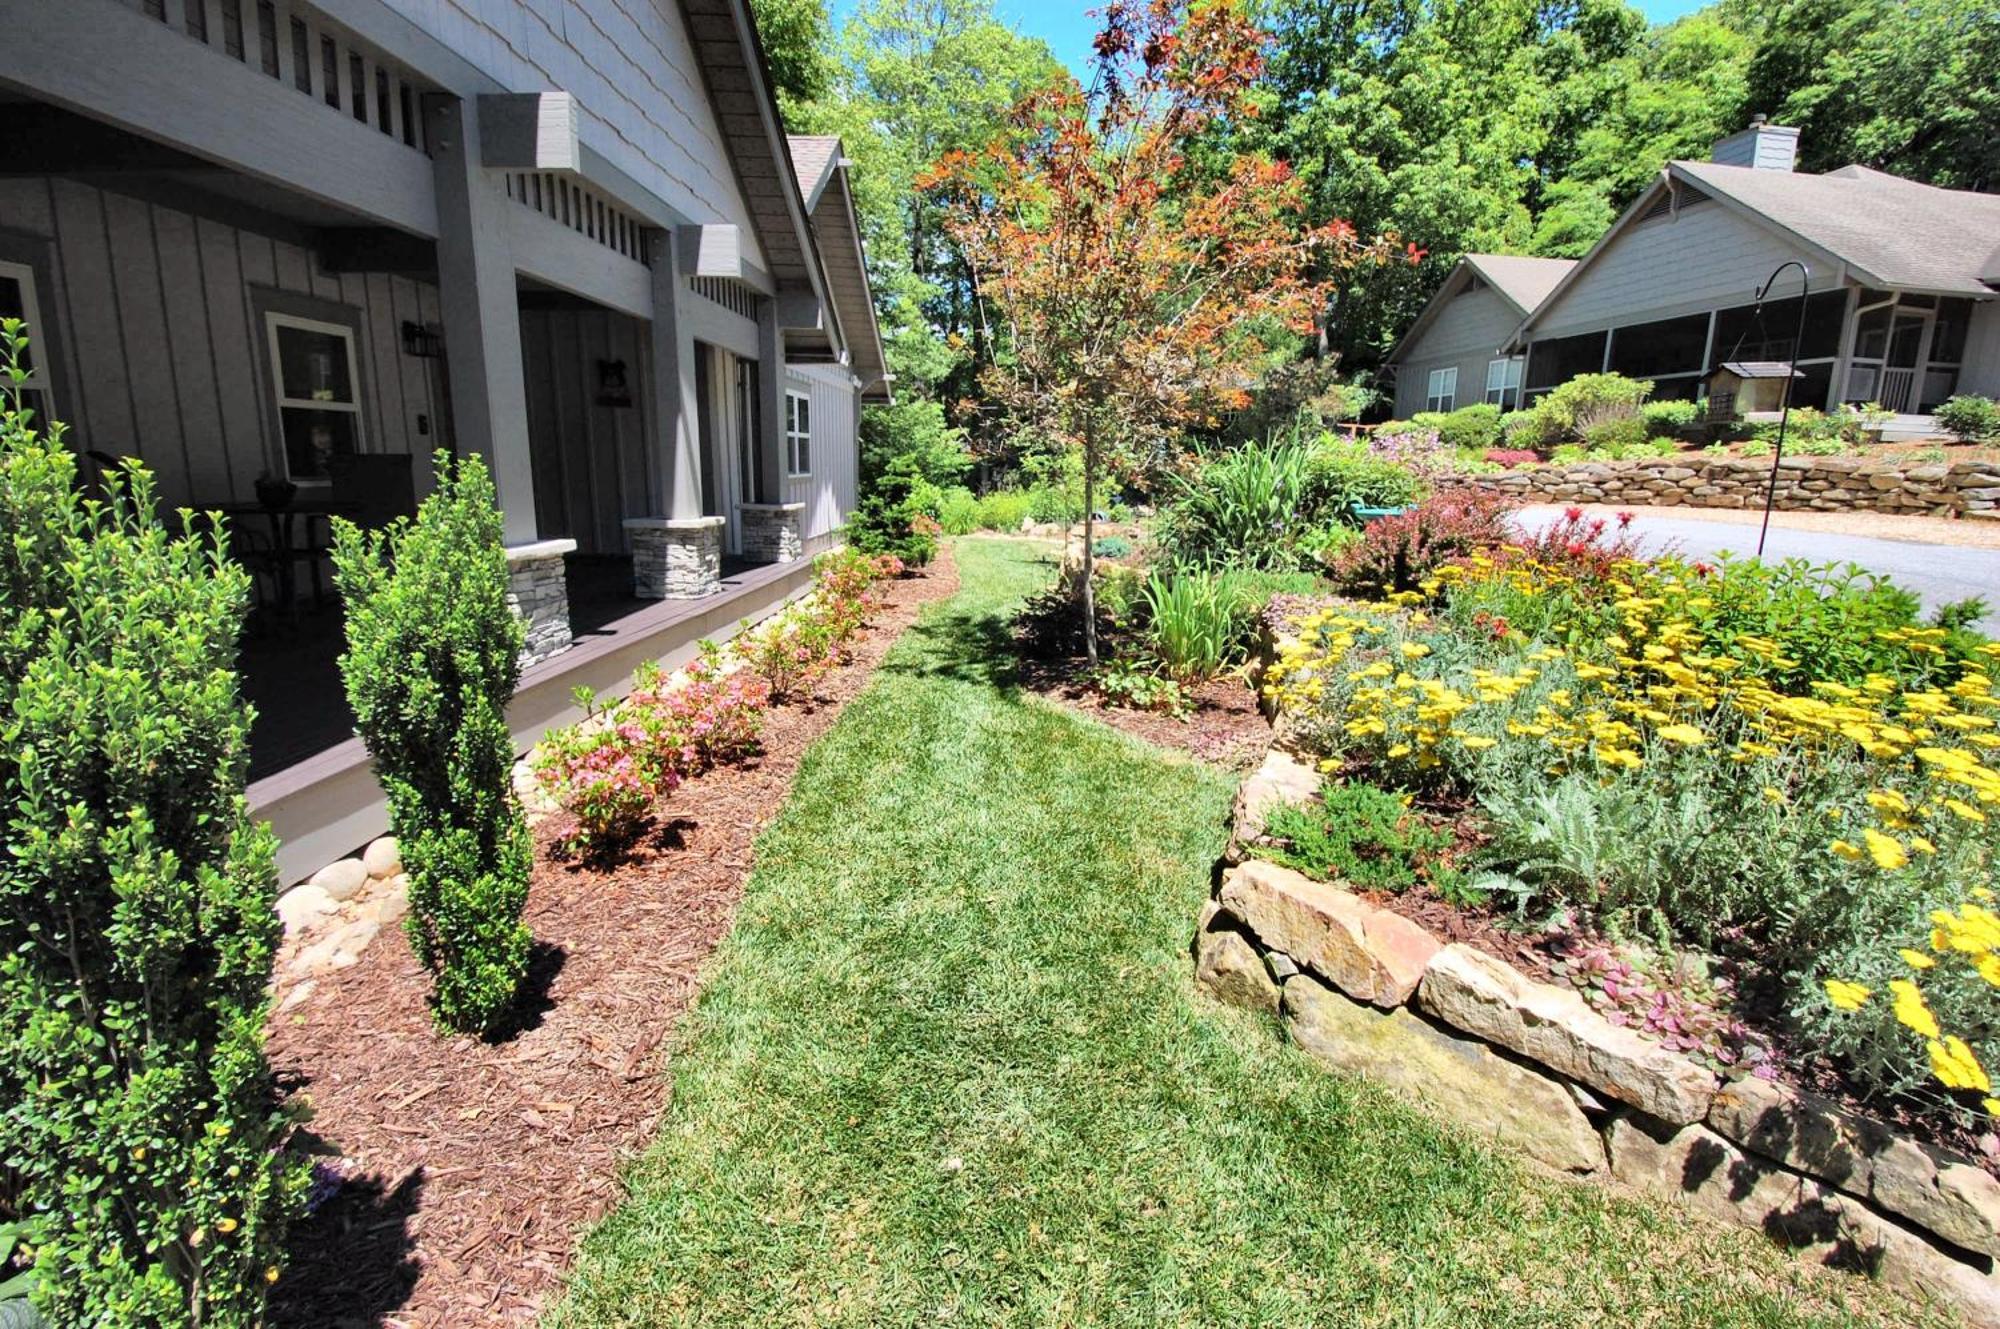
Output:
[[1881, 413, 1940, 442]]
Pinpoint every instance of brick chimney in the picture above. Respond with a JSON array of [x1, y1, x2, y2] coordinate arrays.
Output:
[[1710, 114, 1800, 172]]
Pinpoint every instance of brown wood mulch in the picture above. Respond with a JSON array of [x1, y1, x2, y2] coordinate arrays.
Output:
[[265, 545, 960, 1328], [1033, 669, 1274, 770]]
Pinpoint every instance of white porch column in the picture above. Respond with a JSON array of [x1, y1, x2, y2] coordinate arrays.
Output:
[[425, 94, 540, 545]]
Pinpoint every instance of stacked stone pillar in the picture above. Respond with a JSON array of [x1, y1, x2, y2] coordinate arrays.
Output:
[[625, 515, 724, 598], [504, 538, 577, 669]]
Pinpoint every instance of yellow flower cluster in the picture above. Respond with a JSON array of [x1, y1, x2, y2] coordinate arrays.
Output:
[[1825, 888, 2000, 1114]]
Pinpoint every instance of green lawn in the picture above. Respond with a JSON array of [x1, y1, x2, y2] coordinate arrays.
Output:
[[548, 537, 1936, 1329]]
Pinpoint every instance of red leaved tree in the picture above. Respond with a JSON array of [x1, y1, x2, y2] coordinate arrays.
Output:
[[922, 0, 1402, 662]]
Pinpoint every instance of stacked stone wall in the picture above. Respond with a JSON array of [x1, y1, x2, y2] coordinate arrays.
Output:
[[1197, 749, 2000, 1326], [1447, 456, 2000, 519]]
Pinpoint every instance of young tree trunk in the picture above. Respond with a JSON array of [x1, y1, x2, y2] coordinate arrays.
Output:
[[1081, 440, 1098, 667]]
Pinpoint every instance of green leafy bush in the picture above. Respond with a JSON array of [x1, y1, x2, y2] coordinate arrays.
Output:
[[1937, 394, 2000, 443], [1257, 782, 1460, 895], [1410, 403, 1503, 451], [1094, 658, 1191, 716], [0, 325, 300, 1325], [974, 489, 1034, 531], [1638, 399, 1699, 436], [1580, 414, 1647, 453], [1513, 373, 1653, 446], [332, 452, 533, 1035], [846, 456, 940, 565], [935, 485, 980, 535]]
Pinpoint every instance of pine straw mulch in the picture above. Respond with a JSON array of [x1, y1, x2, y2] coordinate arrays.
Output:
[[265, 545, 961, 1328]]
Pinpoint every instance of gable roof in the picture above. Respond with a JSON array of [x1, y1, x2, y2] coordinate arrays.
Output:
[[679, 0, 830, 301], [788, 135, 889, 401], [1671, 160, 2000, 297], [1466, 254, 1577, 313], [1385, 253, 1576, 366]]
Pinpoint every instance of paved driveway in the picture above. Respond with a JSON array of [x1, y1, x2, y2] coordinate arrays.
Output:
[[1512, 504, 2000, 636]]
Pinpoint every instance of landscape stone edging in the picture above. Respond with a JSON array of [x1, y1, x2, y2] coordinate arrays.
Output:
[[1441, 455, 2000, 520], [1196, 745, 2000, 1325]]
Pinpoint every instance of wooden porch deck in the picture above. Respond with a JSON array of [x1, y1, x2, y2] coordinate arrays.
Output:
[[246, 553, 814, 884]]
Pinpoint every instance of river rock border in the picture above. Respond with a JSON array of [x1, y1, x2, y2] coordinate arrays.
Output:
[[1197, 747, 2000, 1325], [1446, 455, 2000, 519]]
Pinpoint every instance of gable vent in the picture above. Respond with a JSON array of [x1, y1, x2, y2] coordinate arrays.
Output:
[[1638, 183, 1710, 224]]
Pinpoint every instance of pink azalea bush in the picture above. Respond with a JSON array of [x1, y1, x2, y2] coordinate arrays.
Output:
[[535, 549, 903, 851]]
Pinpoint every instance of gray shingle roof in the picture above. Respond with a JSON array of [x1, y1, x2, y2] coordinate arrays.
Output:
[[1464, 254, 1577, 314], [786, 135, 841, 211], [1672, 160, 2000, 296]]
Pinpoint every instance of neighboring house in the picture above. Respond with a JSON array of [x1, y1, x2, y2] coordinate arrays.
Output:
[[1385, 253, 1575, 419], [0, 0, 886, 878], [1387, 118, 2000, 438]]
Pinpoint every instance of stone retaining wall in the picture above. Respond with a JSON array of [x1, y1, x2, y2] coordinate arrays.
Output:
[[1447, 455, 2000, 519], [1195, 749, 2000, 1325]]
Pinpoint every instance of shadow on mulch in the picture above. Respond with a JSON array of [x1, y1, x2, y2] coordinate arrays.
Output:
[[482, 941, 569, 1043], [271, 1168, 424, 1329]]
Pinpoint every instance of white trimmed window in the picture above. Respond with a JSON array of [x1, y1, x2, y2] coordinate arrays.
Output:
[[1484, 356, 1523, 409], [0, 260, 55, 424], [785, 390, 811, 477], [1425, 366, 1457, 413], [264, 312, 364, 483]]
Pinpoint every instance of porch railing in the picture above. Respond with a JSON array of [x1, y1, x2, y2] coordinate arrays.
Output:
[[1878, 367, 1915, 413], [128, 0, 435, 153]]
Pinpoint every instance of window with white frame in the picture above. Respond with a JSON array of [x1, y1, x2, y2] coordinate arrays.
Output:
[[0, 260, 55, 424], [785, 390, 811, 477], [1484, 356, 1523, 409], [264, 312, 364, 483], [1425, 366, 1457, 413]]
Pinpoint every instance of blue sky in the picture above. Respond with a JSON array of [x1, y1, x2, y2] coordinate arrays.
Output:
[[832, 2, 1711, 81]]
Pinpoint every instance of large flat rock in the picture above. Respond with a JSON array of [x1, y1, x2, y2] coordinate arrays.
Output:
[[1225, 748, 1321, 862], [1194, 925, 1280, 1015], [1219, 861, 1440, 1008], [1419, 944, 1716, 1125], [1285, 974, 1604, 1174]]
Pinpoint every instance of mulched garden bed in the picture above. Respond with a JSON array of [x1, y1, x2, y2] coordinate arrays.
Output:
[[265, 546, 960, 1328], [1034, 668, 1272, 769]]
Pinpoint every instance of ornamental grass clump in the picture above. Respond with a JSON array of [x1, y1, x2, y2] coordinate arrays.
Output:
[[0, 324, 301, 1325], [332, 452, 533, 1036]]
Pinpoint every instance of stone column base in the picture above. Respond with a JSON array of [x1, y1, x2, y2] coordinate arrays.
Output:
[[504, 538, 578, 670], [737, 501, 805, 564], [625, 515, 724, 598]]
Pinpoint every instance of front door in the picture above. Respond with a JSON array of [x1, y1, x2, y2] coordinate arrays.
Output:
[[1878, 310, 1931, 413]]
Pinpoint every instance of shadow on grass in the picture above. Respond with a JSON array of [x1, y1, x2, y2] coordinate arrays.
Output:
[[876, 597, 1027, 692]]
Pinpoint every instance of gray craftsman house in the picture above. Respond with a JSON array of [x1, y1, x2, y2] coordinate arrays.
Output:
[[1388, 119, 2000, 438], [0, 0, 886, 878]]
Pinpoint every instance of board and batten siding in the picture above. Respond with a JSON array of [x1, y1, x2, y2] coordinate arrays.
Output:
[[781, 362, 857, 542], [388, 0, 763, 266], [0, 175, 445, 512], [1531, 199, 1836, 339], [519, 304, 658, 554], [1392, 283, 1522, 418]]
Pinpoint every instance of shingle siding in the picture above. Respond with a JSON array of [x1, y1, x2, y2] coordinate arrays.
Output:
[[1392, 285, 1519, 417], [390, 0, 763, 262], [1533, 201, 1832, 338]]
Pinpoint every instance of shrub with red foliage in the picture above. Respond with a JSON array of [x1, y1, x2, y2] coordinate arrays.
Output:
[[1327, 490, 1514, 597], [1483, 448, 1540, 468], [1500, 505, 1645, 583]]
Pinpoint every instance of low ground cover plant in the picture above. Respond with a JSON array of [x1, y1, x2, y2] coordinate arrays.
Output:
[[1256, 781, 1464, 897], [1266, 512, 2000, 1121], [0, 329, 301, 1324], [334, 452, 534, 1037]]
